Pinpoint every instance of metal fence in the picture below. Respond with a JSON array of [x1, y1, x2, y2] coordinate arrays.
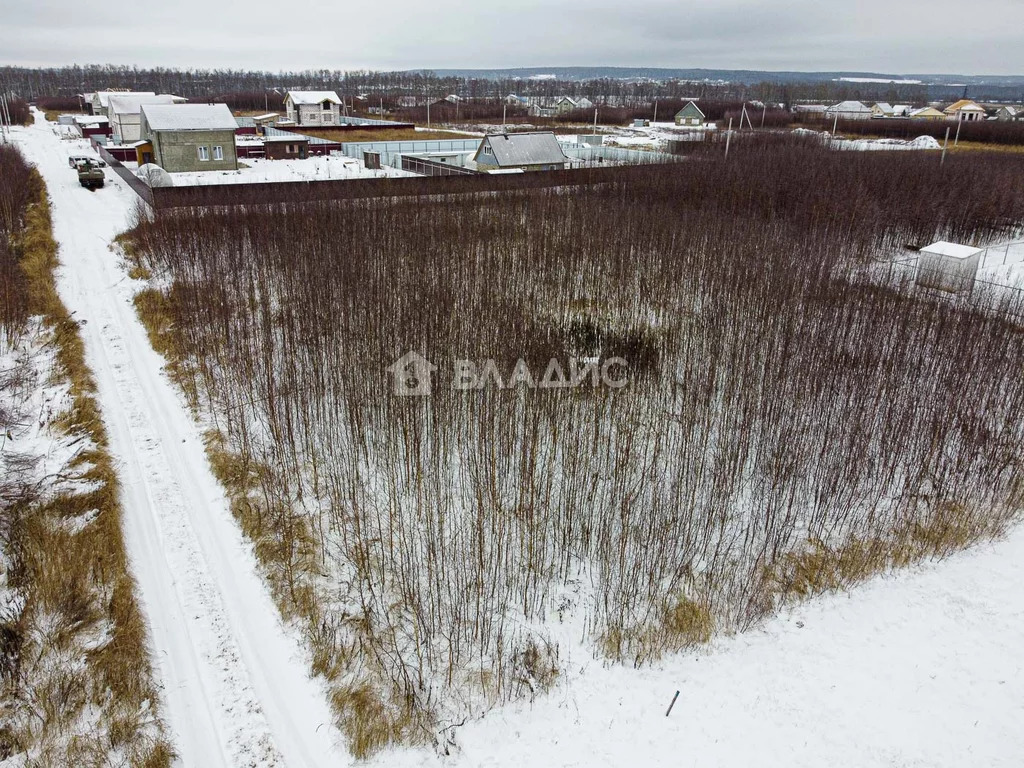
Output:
[[149, 161, 683, 209], [400, 155, 478, 176], [95, 144, 154, 206], [339, 138, 481, 169]]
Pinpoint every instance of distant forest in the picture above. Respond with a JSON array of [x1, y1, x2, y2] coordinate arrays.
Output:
[[2, 64, 1022, 106]]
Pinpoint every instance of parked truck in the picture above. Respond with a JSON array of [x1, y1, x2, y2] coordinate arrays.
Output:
[[75, 159, 105, 190]]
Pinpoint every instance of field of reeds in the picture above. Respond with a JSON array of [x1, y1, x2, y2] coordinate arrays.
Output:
[[126, 138, 1024, 757], [0, 145, 171, 765]]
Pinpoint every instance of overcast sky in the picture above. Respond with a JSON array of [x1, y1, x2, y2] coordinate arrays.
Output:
[[2, 0, 1022, 75]]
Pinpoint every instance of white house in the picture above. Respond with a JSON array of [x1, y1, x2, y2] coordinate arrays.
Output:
[[108, 94, 176, 142], [91, 91, 154, 116], [995, 105, 1021, 121], [943, 99, 987, 122], [825, 101, 872, 120], [871, 102, 894, 118], [891, 104, 912, 117], [284, 91, 343, 126]]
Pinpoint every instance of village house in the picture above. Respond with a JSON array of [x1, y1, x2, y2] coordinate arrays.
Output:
[[944, 99, 987, 121], [891, 104, 912, 117], [674, 101, 705, 126], [871, 102, 894, 118], [140, 103, 239, 173], [108, 94, 176, 142], [283, 91, 342, 126], [995, 105, 1022, 121], [89, 90, 153, 116], [909, 106, 946, 120], [825, 101, 872, 120], [472, 132, 568, 172], [553, 96, 595, 114]]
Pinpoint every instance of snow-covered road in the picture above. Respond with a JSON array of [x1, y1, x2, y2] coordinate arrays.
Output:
[[11, 114, 343, 767]]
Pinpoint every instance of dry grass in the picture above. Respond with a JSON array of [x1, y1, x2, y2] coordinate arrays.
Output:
[[0, 170, 173, 765]]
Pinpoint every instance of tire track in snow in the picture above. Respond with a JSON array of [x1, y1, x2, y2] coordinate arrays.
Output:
[[11, 114, 343, 768]]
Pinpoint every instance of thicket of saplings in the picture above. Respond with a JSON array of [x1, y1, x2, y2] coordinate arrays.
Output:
[[0, 146, 170, 764], [0, 99, 30, 127], [128, 140, 1024, 756], [797, 113, 1024, 145]]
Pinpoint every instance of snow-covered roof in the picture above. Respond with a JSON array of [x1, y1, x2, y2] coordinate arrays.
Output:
[[921, 241, 982, 259], [826, 101, 871, 113], [286, 90, 341, 105], [252, 112, 279, 121], [141, 103, 238, 131], [96, 90, 155, 107], [108, 94, 175, 115], [910, 107, 944, 117], [73, 114, 109, 125], [873, 102, 894, 112], [477, 132, 568, 167]]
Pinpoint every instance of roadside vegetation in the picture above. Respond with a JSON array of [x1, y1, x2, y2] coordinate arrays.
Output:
[[0, 145, 171, 766], [126, 137, 1024, 757]]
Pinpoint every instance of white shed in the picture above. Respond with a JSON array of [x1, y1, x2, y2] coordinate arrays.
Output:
[[915, 241, 982, 293]]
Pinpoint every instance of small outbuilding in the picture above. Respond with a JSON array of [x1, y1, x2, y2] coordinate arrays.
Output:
[[140, 103, 239, 173], [675, 101, 705, 126], [263, 135, 309, 160], [915, 241, 982, 293], [472, 132, 568, 171]]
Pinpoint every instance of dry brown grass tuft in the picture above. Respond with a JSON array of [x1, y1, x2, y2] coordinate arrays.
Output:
[[0, 168, 174, 764]]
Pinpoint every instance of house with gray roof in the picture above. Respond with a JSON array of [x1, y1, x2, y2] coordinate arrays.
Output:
[[472, 132, 569, 172], [140, 103, 239, 173]]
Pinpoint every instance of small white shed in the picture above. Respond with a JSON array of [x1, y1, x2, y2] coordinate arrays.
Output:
[[915, 241, 982, 293]]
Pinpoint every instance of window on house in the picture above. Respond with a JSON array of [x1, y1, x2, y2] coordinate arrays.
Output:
[[213, 146, 224, 161], [197, 146, 209, 161]]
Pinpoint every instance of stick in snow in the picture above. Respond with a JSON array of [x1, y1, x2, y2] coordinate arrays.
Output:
[[666, 690, 680, 717]]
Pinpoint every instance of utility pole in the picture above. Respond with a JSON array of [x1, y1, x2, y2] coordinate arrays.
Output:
[[653, 99, 658, 124], [941, 126, 951, 166], [725, 117, 733, 159], [761, 102, 767, 128], [502, 103, 506, 131], [954, 116, 963, 146], [593, 107, 598, 133]]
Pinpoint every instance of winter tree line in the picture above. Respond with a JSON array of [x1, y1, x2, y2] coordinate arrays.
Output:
[[126, 138, 1024, 756], [0, 63, 969, 110]]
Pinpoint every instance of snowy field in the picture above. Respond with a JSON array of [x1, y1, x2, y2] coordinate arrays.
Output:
[[6, 110, 1024, 767], [371, 526, 1024, 768]]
